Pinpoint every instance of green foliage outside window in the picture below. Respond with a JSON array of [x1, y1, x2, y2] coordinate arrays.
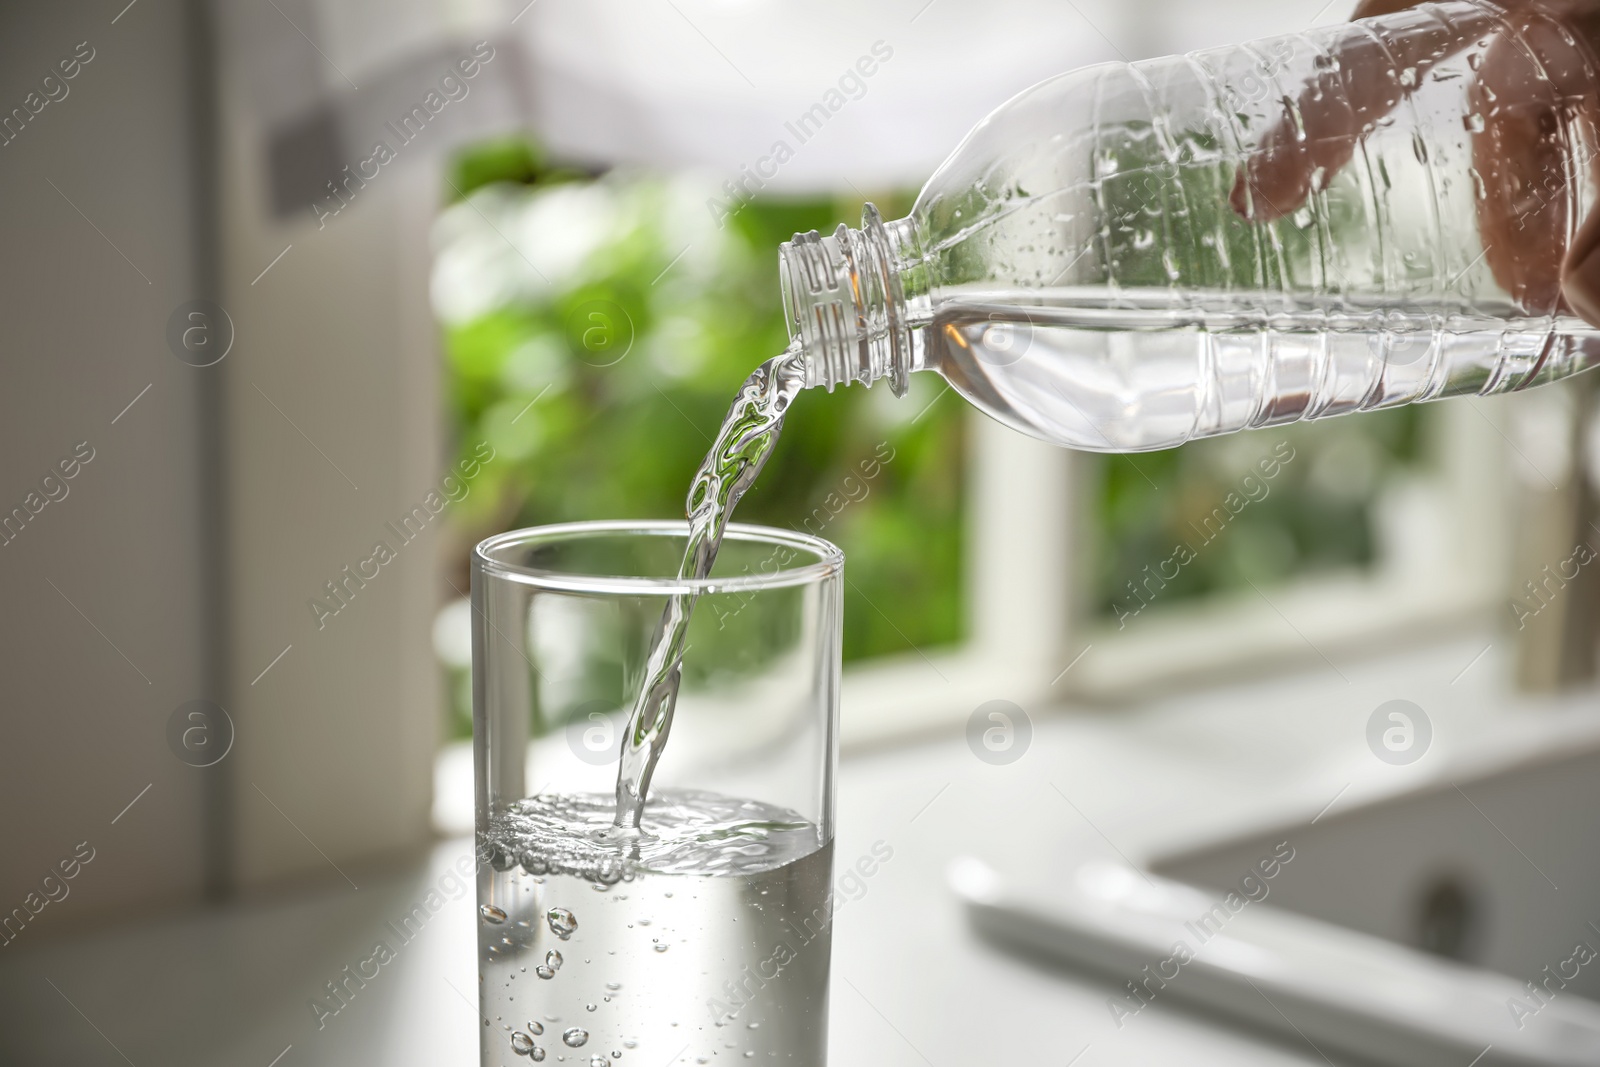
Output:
[[433, 139, 965, 739]]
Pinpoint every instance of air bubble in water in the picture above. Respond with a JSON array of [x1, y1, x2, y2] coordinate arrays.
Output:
[[654, 943, 669, 952], [521, 851, 549, 875], [591, 1058, 609, 1067], [530, 1047, 546, 1062], [548, 907, 578, 939], [606, 982, 622, 991], [529, 1021, 545, 1035], [546, 950, 564, 971], [563, 1027, 589, 1047], [481, 904, 508, 925], [536, 965, 555, 980], [587, 1003, 598, 1012], [511, 1031, 536, 1055]]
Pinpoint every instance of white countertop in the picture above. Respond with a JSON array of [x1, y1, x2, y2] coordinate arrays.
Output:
[[5, 632, 1596, 1066]]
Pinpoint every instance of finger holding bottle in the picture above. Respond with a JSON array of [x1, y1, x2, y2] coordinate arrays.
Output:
[[1229, 0, 1600, 324], [1229, 0, 1481, 222], [1468, 0, 1600, 315]]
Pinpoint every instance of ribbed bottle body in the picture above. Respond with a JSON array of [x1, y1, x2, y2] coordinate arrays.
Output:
[[891, 0, 1600, 451]]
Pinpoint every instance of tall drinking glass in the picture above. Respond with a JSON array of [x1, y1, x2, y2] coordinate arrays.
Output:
[[472, 521, 843, 1066]]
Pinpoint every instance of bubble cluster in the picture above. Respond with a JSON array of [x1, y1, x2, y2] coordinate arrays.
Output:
[[486, 789, 817, 882]]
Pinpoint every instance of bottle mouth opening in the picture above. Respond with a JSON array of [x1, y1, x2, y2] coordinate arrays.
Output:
[[779, 203, 911, 397]]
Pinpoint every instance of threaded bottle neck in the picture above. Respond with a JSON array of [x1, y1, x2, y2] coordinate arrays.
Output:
[[778, 203, 926, 396]]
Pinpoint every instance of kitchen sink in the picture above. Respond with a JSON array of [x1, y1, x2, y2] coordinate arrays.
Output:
[[954, 735, 1600, 1066]]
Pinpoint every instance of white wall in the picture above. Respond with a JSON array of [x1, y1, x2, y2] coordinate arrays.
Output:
[[0, 1, 212, 932], [215, 31, 445, 891]]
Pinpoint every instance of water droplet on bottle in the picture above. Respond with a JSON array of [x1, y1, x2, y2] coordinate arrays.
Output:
[[546, 950, 564, 971], [613, 1051, 623, 1059], [653, 943, 669, 953], [547, 907, 578, 940], [512, 1031, 536, 1054], [1399, 66, 1417, 87], [744, 1053, 755, 1059], [563, 1027, 589, 1047], [481, 905, 508, 925], [586, 1003, 598, 1012], [1470, 168, 1487, 200], [536, 965, 555, 980], [1468, 51, 1483, 70], [1464, 113, 1485, 134], [530, 1047, 546, 1062], [606, 982, 622, 991], [591, 1057, 610, 1067], [529, 1021, 545, 1035], [521, 851, 549, 876]]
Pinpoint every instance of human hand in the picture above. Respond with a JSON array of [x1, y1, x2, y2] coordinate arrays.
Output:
[[1230, 0, 1600, 324]]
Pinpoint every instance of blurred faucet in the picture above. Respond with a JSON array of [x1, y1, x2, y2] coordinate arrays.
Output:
[[1506, 373, 1600, 691]]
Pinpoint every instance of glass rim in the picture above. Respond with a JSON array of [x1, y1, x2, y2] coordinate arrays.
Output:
[[473, 520, 844, 595]]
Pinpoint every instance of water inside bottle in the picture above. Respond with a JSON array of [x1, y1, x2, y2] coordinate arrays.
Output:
[[928, 285, 1600, 452]]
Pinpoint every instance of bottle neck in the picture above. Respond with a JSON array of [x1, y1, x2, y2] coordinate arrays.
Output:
[[778, 203, 931, 397]]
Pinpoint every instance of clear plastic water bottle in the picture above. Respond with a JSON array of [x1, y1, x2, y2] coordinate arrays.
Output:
[[779, 0, 1600, 451]]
